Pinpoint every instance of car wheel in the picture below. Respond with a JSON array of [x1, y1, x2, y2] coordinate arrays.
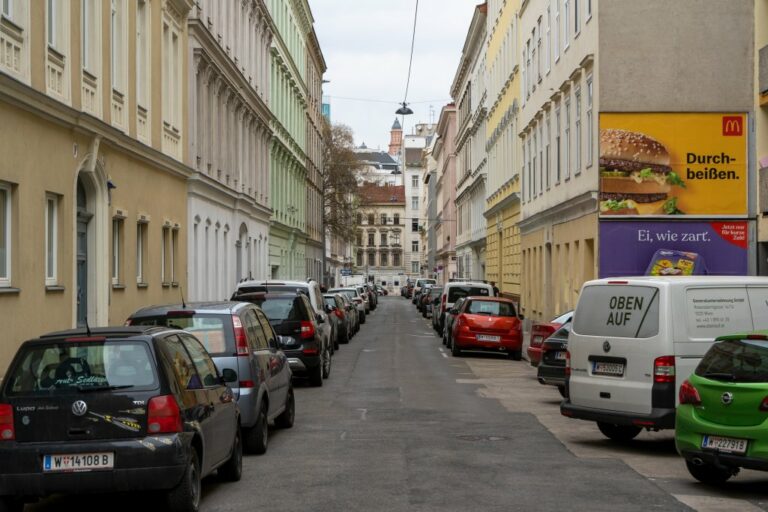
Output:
[[218, 424, 243, 482], [334, 335, 340, 351], [341, 328, 350, 344], [451, 339, 462, 357], [322, 346, 332, 379], [558, 386, 568, 398], [166, 449, 201, 512], [360, 312, 366, 324], [244, 403, 268, 455], [274, 387, 295, 429], [507, 350, 522, 361], [0, 497, 23, 512], [685, 460, 736, 485], [596, 422, 642, 442], [309, 362, 323, 387]]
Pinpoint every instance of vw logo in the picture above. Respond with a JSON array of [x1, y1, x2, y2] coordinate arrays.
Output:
[[603, 341, 611, 353], [71, 400, 88, 417], [721, 392, 734, 406]]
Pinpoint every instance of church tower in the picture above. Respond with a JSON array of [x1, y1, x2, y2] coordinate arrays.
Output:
[[388, 118, 403, 156]]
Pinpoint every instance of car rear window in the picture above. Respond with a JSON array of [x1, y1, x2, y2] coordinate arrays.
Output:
[[131, 314, 232, 356], [551, 311, 573, 325], [253, 297, 306, 322], [549, 323, 572, 340], [330, 289, 357, 300], [695, 339, 768, 383], [572, 285, 659, 338], [5, 341, 158, 395], [466, 300, 517, 317], [448, 286, 491, 303]]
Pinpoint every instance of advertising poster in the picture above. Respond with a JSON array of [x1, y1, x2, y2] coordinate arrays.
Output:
[[599, 221, 748, 278], [599, 113, 747, 217]]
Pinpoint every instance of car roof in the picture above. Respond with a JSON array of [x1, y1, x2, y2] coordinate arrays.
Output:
[[37, 326, 172, 340], [130, 301, 249, 317], [716, 331, 768, 341], [465, 297, 513, 303], [237, 280, 315, 289], [445, 281, 492, 288]]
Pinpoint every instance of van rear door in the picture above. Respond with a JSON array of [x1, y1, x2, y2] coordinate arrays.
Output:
[[570, 283, 662, 415]]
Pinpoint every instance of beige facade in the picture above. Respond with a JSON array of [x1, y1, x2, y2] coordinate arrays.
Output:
[[306, 26, 326, 282], [0, 0, 194, 370], [434, 104, 457, 284], [757, 0, 768, 258]]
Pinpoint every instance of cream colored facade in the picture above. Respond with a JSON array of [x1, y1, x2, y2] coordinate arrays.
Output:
[[434, 104, 457, 284], [305, 26, 326, 282], [757, 0, 768, 258], [484, 0, 522, 301], [0, 0, 193, 370]]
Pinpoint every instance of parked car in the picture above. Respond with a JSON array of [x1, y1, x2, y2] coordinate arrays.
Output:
[[448, 297, 524, 360], [528, 311, 574, 367], [364, 284, 378, 310], [354, 285, 371, 314], [423, 286, 444, 319], [437, 281, 494, 334], [324, 293, 352, 346], [127, 301, 293, 454], [537, 322, 572, 397], [0, 326, 245, 512], [442, 297, 467, 347], [676, 331, 768, 484], [562, 276, 768, 441], [413, 278, 437, 304], [233, 280, 333, 360], [417, 284, 434, 314], [336, 293, 360, 336], [329, 287, 367, 324]]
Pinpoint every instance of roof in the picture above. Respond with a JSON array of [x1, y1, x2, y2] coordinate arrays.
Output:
[[392, 118, 402, 130], [354, 150, 399, 170], [588, 276, 768, 286], [358, 183, 405, 204], [38, 326, 171, 339], [130, 301, 247, 317]]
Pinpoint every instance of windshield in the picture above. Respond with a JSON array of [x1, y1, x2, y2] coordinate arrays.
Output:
[[417, 279, 436, 287], [695, 339, 768, 383], [131, 313, 232, 356], [330, 289, 358, 301], [448, 286, 491, 303], [5, 341, 158, 395], [466, 300, 517, 317], [572, 285, 659, 338]]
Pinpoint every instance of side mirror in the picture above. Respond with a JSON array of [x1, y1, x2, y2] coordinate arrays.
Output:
[[324, 303, 334, 313], [220, 368, 238, 384], [449, 308, 459, 315], [316, 313, 325, 324]]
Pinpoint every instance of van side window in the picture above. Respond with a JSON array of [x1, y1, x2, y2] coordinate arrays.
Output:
[[572, 285, 660, 338]]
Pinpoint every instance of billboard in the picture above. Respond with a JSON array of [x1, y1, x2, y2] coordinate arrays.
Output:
[[599, 221, 748, 278], [599, 113, 747, 218]]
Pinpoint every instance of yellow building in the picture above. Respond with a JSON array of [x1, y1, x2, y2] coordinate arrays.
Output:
[[484, 0, 522, 301], [0, 0, 194, 370]]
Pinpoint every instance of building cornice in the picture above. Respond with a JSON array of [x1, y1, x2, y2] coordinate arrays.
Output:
[[518, 191, 598, 233], [483, 190, 520, 219], [188, 173, 272, 219]]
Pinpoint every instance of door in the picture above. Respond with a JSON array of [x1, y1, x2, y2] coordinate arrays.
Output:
[[76, 179, 91, 328]]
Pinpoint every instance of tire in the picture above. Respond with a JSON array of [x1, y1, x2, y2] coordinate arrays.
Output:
[[451, 339, 462, 357], [218, 424, 243, 482], [0, 497, 23, 512], [596, 422, 642, 442], [334, 335, 340, 351], [275, 387, 295, 429], [341, 327, 350, 344], [166, 449, 201, 512], [322, 346, 332, 379], [558, 386, 568, 398], [244, 403, 268, 455], [309, 362, 323, 387], [685, 460, 736, 485], [442, 330, 448, 346], [360, 312, 366, 324], [507, 350, 522, 361]]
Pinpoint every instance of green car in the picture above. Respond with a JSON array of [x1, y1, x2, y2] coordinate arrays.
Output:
[[676, 331, 768, 484]]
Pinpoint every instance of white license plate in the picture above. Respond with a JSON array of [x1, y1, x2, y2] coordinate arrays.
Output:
[[476, 334, 501, 342], [702, 435, 748, 455], [555, 351, 567, 360], [592, 361, 625, 377], [43, 452, 114, 473]]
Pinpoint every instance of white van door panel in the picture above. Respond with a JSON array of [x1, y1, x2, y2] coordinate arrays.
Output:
[[747, 287, 768, 329], [683, 287, 752, 341]]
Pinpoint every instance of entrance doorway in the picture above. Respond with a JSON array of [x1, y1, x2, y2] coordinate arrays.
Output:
[[76, 178, 92, 327]]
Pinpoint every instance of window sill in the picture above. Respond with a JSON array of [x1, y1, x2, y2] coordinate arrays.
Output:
[[171, 282, 179, 288], [162, 282, 171, 288], [137, 282, 149, 289], [112, 283, 126, 290], [0, 287, 21, 295], [45, 285, 65, 293]]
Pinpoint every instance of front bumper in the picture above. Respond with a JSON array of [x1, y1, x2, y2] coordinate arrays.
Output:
[[560, 400, 676, 430], [0, 435, 188, 497]]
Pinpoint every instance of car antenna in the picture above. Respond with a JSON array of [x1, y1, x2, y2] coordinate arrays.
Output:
[[180, 285, 187, 309]]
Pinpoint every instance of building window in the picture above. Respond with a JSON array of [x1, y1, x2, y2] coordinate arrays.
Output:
[[411, 219, 419, 232], [538, 124, 544, 194], [2, 0, 10, 17], [356, 251, 363, 267], [575, 86, 582, 174], [574, 0, 580, 34], [136, 221, 148, 284], [367, 213, 374, 225], [411, 175, 419, 188], [82, 0, 100, 72], [111, 0, 126, 92], [136, 0, 150, 107], [112, 217, 123, 285], [554, 0, 560, 61], [412, 240, 419, 253], [411, 261, 419, 274], [0, 184, 10, 286], [555, 106, 561, 183], [45, 194, 58, 285], [586, 75, 593, 167], [521, 142, 527, 201], [368, 233, 374, 246], [171, 228, 178, 283], [161, 225, 171, 284], [380, 213, 387, 225], [367, 252, 375, 267], [380, 253, 388, 267], [393, 213, 400, 225], [536, 18, 542, 81], [393, 253, 401, 267], [162, 15, 181, 129], [546, 6, 551, 72], [47, 0, 57, 47], [411, 196, 419, 210], [564, 0, 570, 49], [587, 0, 592, 19], [545, 114, 551, 189], [356, 232, 362, 246], [392, 232, 400, 245], [380, 233, 387, 246], [564, 95, 571, 179]]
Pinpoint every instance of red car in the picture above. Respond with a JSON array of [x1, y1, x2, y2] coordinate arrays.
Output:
[[527, 311, 573, 367], [448, 297, 523, 360]]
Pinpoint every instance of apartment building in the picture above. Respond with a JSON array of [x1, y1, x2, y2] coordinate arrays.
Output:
[[306, 26, 326, 282], [757, 0, 768, 271], [403, 123, 436, 279], [0, 0, 194, 368], [422, 135, 438, 278], [433, 103, 458, 284]]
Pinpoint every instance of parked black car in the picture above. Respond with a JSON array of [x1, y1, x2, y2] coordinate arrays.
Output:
[[243, 293, 331, 386], [127, 302, 294, 454], [423, 286, 443, 319], [0, 326, 242, 512], [536, 322, 572, 398]]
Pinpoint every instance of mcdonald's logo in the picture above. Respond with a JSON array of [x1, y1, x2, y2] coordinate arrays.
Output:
[[722, 116, 743, 136]]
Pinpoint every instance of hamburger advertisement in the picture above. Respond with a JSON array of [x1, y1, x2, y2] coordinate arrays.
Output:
[[598, 113, 747, 217]]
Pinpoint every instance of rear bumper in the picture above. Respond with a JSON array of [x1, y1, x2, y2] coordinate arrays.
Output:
[[455, 335, 522, 352], [560, 400, 676, 430], [527, 346, 542, 367], [537, 364, 566, 386], [680, 449, 768, 472], [0, 435, 188, 497], [285, 353, 320, 376]]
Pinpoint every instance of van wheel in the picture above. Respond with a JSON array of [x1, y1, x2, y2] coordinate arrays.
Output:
[[0, 497, 23, 512], [596, 422, 642, 442], [167, 450, 201, 512], [685, 460, 736, 485], [244, 403, 268, 455]]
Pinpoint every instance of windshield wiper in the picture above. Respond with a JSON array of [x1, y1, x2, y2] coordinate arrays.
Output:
[[76, 384, 135, 392], [701, 372, 736, 381]]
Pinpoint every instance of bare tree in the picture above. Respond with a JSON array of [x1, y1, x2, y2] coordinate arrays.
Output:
[[323, 121, 363, 242]]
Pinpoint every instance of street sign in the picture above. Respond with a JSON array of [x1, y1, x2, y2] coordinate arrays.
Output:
[[340, 269, 352, 276]]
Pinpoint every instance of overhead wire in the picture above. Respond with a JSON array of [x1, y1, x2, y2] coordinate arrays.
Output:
[[402, 0, 420, 104]]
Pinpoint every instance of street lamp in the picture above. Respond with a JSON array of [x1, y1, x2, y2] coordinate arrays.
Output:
[[395, 102, 413, 279], [395, 102, 413, 115]]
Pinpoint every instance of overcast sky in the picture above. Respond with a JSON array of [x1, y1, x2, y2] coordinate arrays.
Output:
[[312, 0, 478, 151]]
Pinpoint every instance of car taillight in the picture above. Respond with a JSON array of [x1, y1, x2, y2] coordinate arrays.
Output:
[[759, 396, 768, 412], [565, 351, 571, 377], [300, 320, 315, 340], [653, 355, 675, 384], [147, 395, 182, 434], [233, 315, 249, 356], [679, 379, 701, 406], [441, 294, 447, 313], [239, 380, 255, 388], [334, 309, 344, 320], [0, 404, 15, 441]]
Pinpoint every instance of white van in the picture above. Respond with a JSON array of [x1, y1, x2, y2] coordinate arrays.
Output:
[[561, 276, 768, 441]]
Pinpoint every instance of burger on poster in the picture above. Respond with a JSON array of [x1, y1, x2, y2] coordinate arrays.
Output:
[[599, 129, 685, 215]]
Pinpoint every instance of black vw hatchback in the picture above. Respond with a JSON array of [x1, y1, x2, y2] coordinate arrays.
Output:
[[0, 326, 242, 512]]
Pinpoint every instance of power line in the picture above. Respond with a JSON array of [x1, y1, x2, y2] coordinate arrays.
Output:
[[325, 95, 450, 105], [402, 0, 420, 104]]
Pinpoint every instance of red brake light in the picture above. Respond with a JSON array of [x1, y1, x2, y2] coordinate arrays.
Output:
[[302, 347, 319, 355], [747, 334, 768, 340], [760, 396, 768, 412], [334, 309, 344, 320], [300, 320, 315, 340], [679, 380, 702, 406], [0, 404, 15, 441], [654, 355, 676, 384], [607, 280, 629, 285], [147, 395, 182, 434], [239, 380, 255, 388], [565, 351, 571, 377], [64, 336, 106, 342], [233, 315, 249, 356]]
